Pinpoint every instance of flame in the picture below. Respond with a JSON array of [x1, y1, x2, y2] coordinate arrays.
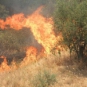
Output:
[[0, 6, 63, 72], [0, 6, 57, 53], [0, 56, 17, 72], [25, 11, 56, 53], [21, 46, 37, 66], [0, 56, 10, 71]]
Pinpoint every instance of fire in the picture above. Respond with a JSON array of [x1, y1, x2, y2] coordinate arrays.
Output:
[[0, 13, 24, 30], [0, 6, 63, 72], [0, 56, 10, 71], [0, 6, 57, 53], [25, 10, 56, 53], [21, 46, 38, 66], [0, 56, 17, 72]]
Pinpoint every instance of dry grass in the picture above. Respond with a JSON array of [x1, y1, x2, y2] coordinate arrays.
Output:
[[0, 50, 87, 87]]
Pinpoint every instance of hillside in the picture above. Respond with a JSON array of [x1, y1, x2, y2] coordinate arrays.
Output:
[[0, 51, 87, 87], [0, 0, 87, 87]]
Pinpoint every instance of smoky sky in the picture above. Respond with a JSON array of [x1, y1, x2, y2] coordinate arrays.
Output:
[[0, 0, 56, 17]]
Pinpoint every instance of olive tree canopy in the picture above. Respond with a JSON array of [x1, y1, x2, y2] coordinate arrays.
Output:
[[54, 0, 87, 60]]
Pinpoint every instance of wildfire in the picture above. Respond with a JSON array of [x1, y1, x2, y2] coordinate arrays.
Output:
[[21, 46, 38, 66], [0, 6, 63, 72], [0, 56, 10, 71], [0, 6, 57, 53], [0, 56, 17, 72]]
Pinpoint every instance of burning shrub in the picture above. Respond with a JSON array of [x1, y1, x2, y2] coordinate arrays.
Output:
[[32, 70, 56, 87], [0, 28, 43, 64]]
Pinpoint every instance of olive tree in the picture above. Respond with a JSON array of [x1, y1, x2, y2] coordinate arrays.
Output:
[[54, 0, 87, 60]]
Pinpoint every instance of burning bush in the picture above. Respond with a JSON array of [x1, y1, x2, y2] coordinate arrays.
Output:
[[0, 6, 60, 71], [0, 28, 43, 64]]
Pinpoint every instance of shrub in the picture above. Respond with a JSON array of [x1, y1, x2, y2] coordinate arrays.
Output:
[[32, 70, 56, 87]]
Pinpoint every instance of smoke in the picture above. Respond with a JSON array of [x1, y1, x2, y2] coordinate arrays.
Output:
[[0, 0, 56, 16]]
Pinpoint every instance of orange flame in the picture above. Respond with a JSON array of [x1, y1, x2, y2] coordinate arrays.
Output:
[[0, 6, 57, 53], [21, 46, 37, 66], [0, 56, 10, 71], [0, 6, 63, 72], [0, 56, 17, 72]]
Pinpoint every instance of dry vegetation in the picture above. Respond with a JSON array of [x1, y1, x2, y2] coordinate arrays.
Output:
[[0, 50, 87, 87]]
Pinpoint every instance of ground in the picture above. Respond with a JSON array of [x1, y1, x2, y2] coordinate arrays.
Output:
[[0, 51, 87, 87]]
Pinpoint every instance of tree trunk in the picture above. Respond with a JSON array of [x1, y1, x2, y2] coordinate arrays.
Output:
[[78, 44, 85, 61]]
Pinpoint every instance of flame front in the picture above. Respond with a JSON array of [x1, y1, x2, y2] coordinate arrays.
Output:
[[0, 6, 57, 53], [0, 56, 17, 72], [21, 46, 38, 66], [0, 6, 63, 72]]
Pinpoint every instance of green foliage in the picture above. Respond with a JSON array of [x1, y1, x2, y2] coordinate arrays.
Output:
[[54, 0, 87, 60], [32, 70, 56, 87], [0, 4, 9, 19]]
